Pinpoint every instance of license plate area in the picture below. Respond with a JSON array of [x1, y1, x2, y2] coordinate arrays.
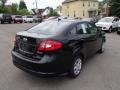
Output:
[[19, 42, 36, 54]]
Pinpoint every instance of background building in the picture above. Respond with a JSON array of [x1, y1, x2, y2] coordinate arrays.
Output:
[[62, 0, 99, 18], [102, 3, 110, 17]]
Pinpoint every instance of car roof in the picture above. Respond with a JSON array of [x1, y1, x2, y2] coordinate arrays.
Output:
[[103, 17, 117, 19], [50, 19, 89, 24]]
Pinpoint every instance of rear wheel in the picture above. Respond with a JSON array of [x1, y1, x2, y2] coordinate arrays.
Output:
[[0, 20, 4, 24], [9, 21, 11, 24], [69, 56, 82, 78]]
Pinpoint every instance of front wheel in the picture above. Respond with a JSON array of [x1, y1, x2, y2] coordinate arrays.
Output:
[[108, 27, 112, 33], [98, 42, 105, 53], [69, 56, 82, 78]]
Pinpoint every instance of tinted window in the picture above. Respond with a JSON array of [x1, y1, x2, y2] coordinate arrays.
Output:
[[114, 18, 119, 21], [3, 14, 11, 18], [70, 27, 77, 34], [87, 23, 98, 34], [16, 16, 22, 18], [76, 23, 88, 34], [27, 21, 71, 35]]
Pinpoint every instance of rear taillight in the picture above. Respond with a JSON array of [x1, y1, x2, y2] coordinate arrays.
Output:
[[37, 40, 63, 51]]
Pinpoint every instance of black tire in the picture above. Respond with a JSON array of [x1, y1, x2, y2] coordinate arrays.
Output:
[[98, 42, 105, 53], [108, 27, 112, 33], [117, 31, 120, 34], [0, 20, 4, 24], [9, 21, 11, 24], [69, 56, 82, 78]]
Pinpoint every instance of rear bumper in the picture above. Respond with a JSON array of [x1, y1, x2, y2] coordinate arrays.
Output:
[[12, 51, 72, 76]]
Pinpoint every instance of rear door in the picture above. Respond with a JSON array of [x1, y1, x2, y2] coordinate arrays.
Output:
[[80, 23, 100, 57], [68, 22, 97, 58]]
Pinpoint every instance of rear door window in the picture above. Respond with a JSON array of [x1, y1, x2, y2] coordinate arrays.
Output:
[[76, 23, 88, 34], [69, 23, 88, 35], [87, 23, 98, 34]]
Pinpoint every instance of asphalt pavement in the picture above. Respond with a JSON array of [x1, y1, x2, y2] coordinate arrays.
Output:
[[0, 23, 120, 90]]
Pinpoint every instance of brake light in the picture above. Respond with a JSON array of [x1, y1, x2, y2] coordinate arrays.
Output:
[[37, 40, 62, 51]]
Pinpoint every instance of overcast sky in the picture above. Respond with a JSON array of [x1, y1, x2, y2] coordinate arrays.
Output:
[[6, 0, 65, 10]]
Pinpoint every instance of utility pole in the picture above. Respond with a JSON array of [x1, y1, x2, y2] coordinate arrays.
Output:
[[35, 0, 38, 15], [35, 0, 38, 9], [106, 0, 109, 16]]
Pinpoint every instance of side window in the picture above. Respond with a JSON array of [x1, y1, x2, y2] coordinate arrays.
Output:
[[116, 18, 119, 21], [113, 18, 118, 22], [69, 27, 77, 34], [76, 23, 87, 34], [87, 23, 98, 34], [69, 23, 89, 35]]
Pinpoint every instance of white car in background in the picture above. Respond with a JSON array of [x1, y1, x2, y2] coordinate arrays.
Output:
[[22, 15, 34, 23], [95, 17, 119, 32]]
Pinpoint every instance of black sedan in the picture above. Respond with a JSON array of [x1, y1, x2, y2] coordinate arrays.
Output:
[[12, 19, 106, 78]]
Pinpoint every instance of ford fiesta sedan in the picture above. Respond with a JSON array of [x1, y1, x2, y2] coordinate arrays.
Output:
[[12, 19, 106, 78]]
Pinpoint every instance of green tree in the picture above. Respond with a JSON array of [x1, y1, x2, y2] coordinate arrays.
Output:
[[11, 3, 18, 14], [0, 0, 7, 7], [109, 0, 120, 17], [18, 9, 30, 15], [19, 0, 27, 10], [0, 5, 2, 13], [99, 0, 107, 9], [0, 3, 18, 14], [48, 8, 59, 16]]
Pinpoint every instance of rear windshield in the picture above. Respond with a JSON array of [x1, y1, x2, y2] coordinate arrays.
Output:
[[27, 21, 71, 35], [15, 16, 22, 18]]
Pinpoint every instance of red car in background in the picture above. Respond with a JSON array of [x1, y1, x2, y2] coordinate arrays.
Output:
[[12, 15, 23, 23]]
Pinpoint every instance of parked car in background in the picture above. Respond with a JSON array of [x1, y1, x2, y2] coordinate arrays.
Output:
[[117, 20, 120, 34], [12, 15, 23, 23], [22, 15, 34, 23], [43, 16, 58, 21], [33, 15, 42, 23], [0, 14, 12, 24], [82, 17, 97, 25], [95, 17, 119, 33], [12, 19, 106, 78]]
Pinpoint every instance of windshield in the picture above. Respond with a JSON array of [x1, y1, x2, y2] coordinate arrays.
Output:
[[16, 16, 22, 18], [99, 17, 114, 22], [27, 21, 71, 35], [3, 14, 11, 18]]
